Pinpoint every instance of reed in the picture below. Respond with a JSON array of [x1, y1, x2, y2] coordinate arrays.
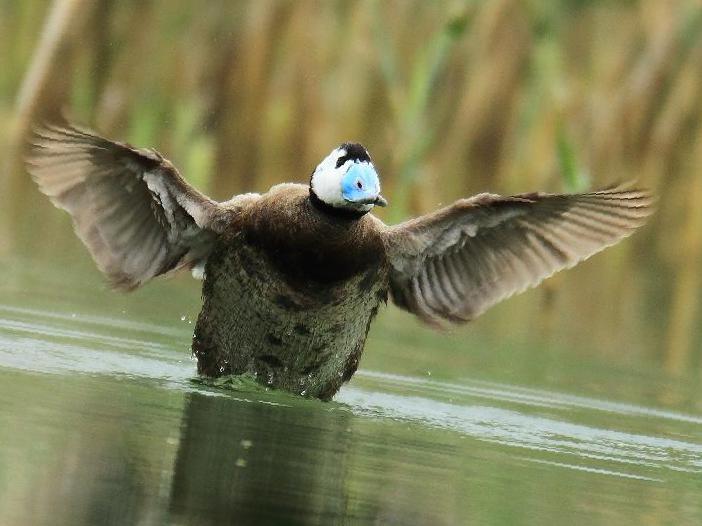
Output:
[[2, 0, 701, 369]]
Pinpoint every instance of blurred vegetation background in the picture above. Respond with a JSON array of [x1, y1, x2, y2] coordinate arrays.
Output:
[[1, 0, 700, 376]]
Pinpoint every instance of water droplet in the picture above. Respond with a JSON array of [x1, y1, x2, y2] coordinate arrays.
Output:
[[300, 389, 307, 396], [180, 315, 187, 321], [240, 439, 253, 449], [70, 313, 76, 318], [235, 458, 247, 468], [427, 370, 432, 376]]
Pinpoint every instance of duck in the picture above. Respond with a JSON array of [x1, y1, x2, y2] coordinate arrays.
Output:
[[28, 123, 653, 400]]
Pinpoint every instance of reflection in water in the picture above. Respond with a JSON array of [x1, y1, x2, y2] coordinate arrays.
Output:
[[2, 287, 702, 524], [169, 392, 357, 525], [19, 407, 146, 526]]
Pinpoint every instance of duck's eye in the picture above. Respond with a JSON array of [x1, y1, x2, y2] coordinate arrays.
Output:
[[356, 181, 363, 189]]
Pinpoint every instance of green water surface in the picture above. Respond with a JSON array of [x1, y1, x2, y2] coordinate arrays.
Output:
[[0, 255, 700, 526]]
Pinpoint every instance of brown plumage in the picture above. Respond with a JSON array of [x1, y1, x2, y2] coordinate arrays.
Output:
[[384, 188, 653, 325], [27, 123, 654, 399]]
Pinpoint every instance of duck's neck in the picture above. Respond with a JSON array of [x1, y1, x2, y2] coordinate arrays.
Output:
[[308, 188, 368, 220]]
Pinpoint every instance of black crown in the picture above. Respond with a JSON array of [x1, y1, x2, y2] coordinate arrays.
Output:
[[335, 143, 371, 168]]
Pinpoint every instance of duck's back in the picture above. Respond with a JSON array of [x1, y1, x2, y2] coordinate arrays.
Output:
[[192, 184, 389, 399]]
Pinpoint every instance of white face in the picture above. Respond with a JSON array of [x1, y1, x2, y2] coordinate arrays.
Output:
[[310, 145, 385, 212]]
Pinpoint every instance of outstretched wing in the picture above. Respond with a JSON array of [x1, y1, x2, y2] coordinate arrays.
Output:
[[383, 185, 654, 325], [27, 123, 234, 290]]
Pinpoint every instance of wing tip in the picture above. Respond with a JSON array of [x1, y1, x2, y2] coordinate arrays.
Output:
[[106, 271, 141, 293]]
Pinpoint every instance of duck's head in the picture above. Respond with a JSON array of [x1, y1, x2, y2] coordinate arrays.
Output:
[[310, 143, 387, 214]]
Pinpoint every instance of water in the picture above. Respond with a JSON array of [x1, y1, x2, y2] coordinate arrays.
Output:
[[1, 255, 701, 526]]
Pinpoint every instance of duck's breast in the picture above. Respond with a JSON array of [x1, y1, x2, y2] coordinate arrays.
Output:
[[244, 187, 387, 285]]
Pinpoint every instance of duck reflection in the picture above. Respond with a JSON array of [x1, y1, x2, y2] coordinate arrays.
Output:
[[168, 391, 362, 525]]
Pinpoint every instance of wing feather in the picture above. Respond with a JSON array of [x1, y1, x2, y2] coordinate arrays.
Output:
[[27, 123, 240, 290], [384, 184, 654, 325]]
